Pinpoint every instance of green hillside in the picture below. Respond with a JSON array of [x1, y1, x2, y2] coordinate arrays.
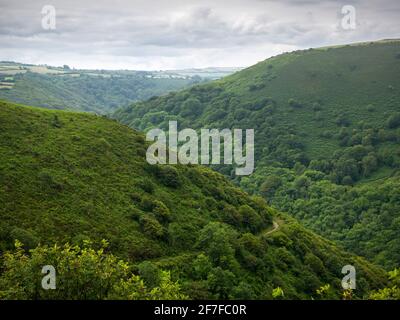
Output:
[[0, 63, 201, 113], [0, 100, 386, 299], [0, 62, 240, 114], [113, 40, 400, 269]]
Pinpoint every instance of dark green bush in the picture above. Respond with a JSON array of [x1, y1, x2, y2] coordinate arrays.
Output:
[[157, 165, 181, 188], [387, 113, 400, 129]]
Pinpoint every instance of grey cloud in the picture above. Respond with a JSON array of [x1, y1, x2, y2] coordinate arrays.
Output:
[[0, 0, 399, 69]]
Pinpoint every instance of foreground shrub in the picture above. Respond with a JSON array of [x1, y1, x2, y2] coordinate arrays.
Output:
[[0, 240, 186, 300]]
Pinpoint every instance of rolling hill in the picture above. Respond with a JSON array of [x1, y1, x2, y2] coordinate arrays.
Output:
[[113, 39, 400, 269], [0, 62, 199, 114], [0, 100, 387, 299], [0, 62, 241, 114]]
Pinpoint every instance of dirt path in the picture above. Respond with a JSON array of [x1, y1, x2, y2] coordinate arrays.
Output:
[[263, 220, 280, 236]]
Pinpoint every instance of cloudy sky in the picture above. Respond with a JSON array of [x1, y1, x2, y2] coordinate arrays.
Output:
[[0, 0, 399, 70]]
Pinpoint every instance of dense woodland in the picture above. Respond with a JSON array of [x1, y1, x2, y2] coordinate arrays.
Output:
[[0, 101, 388, 299], [114, 40, 400, 270], [0, 40, 399, 300]]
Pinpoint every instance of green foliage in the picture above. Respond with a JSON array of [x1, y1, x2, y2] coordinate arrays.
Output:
[[315, 284, 336, 300], [207, 267, 236, 299], [386, 113, 400, 129], [139, 214, 164, 239], [304, 253, 325, 275], [180, 98, 202, 117], [260, 175, 282, 199], [192, 254, 213, 280], [196, 222, 238, 268], [0, 240, 186, 300], [112, 40, 400, 270], [156, 165, 182, 188], [0, 70, 201, 114], [152, 200, 171, 222], [138, 261, 161, 289], [0, 100, 388, 299], [135, 179, 155, 194], [272, 287, 284, 299], [288, 98, 302, 108], [238, 205, 263, 233], [9, 228, 39, 249], [370, 269, 400, 300]]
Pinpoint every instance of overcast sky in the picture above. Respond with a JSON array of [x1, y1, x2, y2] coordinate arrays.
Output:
[[0, 0, 399, 70]]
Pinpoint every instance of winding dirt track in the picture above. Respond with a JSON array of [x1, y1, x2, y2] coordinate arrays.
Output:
[[263, 220, 280, 236]]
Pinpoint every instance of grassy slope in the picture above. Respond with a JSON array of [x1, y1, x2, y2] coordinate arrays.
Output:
[[224, 40, 400, 156], [116, 40, 400, 156], [0, 100, 386, 299], [113, 40, 400, 269], [0, 72, 199, 114]]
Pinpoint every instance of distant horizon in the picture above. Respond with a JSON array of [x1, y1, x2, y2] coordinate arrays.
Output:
[[2, 37, 398, 72], [1, 0, 399, 70], [0, 60, 245, 72]]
